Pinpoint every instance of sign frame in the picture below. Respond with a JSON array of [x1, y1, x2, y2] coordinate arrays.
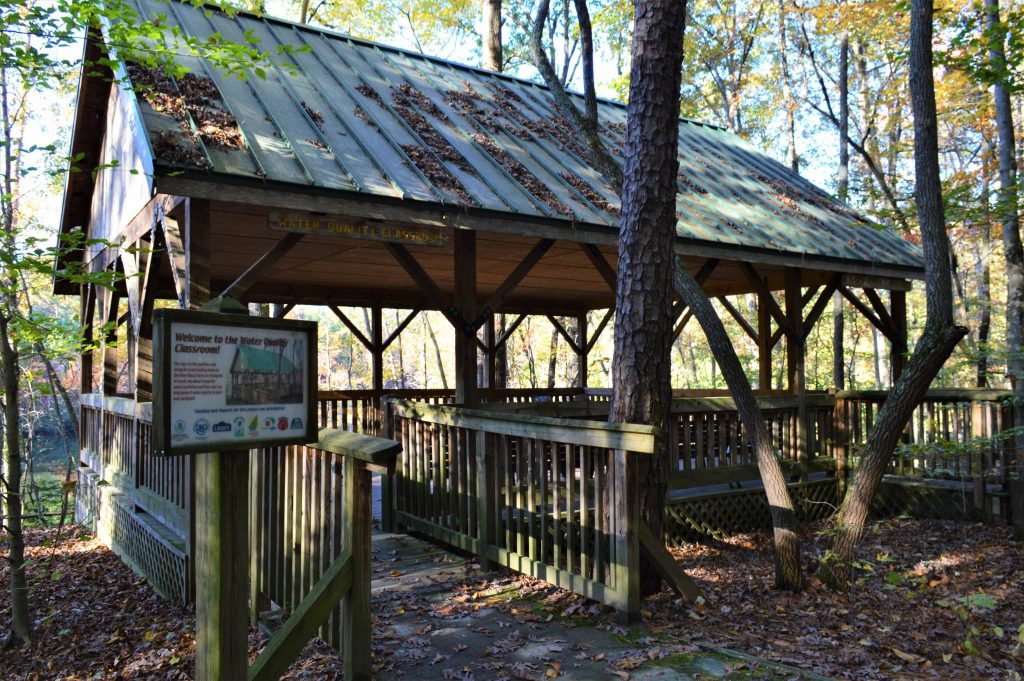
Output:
[[152, 309, 318, 456]]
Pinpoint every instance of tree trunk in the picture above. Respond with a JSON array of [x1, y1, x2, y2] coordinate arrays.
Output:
[[673, 262, 804, 589], [424, 315, 448, 390], [778, 0, 798, 172], [481, 0, 503, 72], [546, 325, 559, 388], [985, 0, 1024, 446], [822, 0, 967, 590], [607, 0, 687, 596]]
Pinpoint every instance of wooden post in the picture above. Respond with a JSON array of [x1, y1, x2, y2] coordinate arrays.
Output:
[[371, 306, 383, 432], [474, 429, 496, 570], [611, 449, 640, 622], [757, 294, 771, 393], [101, 287, 120, 396], [454, 230, 477, 406], [194, 452, 249, 681], [186, 198, 211, 309], [890, 290, 907, 383], [81, 283, 95, 395], [972, 401, 987, 519], [577, 313, 588, 390], [342, 456, 372, 680], [484, 315, 497, 397], [785, 268, 809, 474]]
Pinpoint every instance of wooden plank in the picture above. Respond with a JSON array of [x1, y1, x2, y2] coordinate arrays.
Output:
[[391, 400, 660, 453], [717, 295, 758, 342], [247, 551, 353, 681], [219, 231, 305, 300], [381, 307, 421, 351], [454, 230, 478, 405], [385, 241, 467, 333], [313, 428, 402, 466], [329, 305, 373, 351], [741, 262, 798, 342], [638, 521, 701, 602], [187, 198, 212, 308], [546, 315, 582, 356], [837, 286, 897, 343], [586, 308, 613, 354]]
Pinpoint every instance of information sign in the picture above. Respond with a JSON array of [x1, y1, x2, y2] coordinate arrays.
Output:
[[267, 211, 448, 247], [152, 310, 317, 455]]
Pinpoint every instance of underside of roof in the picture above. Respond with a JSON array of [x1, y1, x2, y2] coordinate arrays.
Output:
[[71, 0, 923, 281]]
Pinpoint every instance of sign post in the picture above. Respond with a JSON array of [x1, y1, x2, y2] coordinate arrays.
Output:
[[152, 299, 317, 681]]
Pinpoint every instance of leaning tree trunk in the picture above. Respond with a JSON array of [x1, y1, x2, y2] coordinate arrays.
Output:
[[821, 0, 967, 590], [607, 0, 687, 596], [985, 0, 1024, 449], [673, 262, 804, 590]]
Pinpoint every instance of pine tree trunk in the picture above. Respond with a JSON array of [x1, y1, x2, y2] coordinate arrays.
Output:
[[608, 0, 687, 596], [985, 0, 1024, 446], [673, 262, 804, 589], [822, 0, 966, 590]]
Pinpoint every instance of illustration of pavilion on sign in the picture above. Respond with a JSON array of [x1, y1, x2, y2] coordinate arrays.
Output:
[[228, 343, 303, 405]]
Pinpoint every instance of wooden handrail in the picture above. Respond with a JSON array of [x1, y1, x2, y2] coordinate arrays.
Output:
[[389, 398, 661, 453]]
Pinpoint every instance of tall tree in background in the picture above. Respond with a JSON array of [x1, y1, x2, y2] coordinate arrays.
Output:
[[984, 0, 1024, 443], [607, 0, 687, 594], [482, 0, 503, 71], [821, 0, 967, 589]]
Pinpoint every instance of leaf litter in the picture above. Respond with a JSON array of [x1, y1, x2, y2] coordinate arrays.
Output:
[[3, 518, 1022, 680]]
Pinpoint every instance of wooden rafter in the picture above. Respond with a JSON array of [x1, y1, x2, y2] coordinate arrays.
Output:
[[742, 263, 800, 343], [838, 286, 897, 343], [275, 303, 296, 318], [470, 239, 554, 329], [218, 232, 305, 301], [162, 213, 188, 308], [329, 305, 373, 350], [586, 308, 614, 354], [800, 279, 839, 339], [863, 287, 898, 338], [579, 243, 616, 291], [716, 295, 758, 342], [384, 242, 467, 333], [382, 308, 421, 351], [546, 315, 581, 356], [769, 285, 822, 348], [672, 310, 693, 341], [495, 314, 527, 349]]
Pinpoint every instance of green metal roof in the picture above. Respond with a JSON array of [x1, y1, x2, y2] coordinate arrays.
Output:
[[232, 344, 297, 373], [116, 0, 923, 273]]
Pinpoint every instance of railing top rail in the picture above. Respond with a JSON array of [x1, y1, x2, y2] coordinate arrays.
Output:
[[80, 393, 152, 420], [388, 398, 661, 453], [836, 389, 1012, 402], [312, 428, 402, 465]]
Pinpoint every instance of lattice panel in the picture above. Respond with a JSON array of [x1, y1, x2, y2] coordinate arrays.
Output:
[[872, 480, 976, 521], [110, 497, 189, 603], [76, 466, 101, 526], [664, 479, 839, 545]]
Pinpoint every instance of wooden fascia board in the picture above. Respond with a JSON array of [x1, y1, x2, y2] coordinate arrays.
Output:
[[156, 174, 926, 283]]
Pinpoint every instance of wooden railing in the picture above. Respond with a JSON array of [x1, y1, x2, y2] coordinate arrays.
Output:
[[835, 390, 1013, 481], [248, 430, 399, 680], [386, 398, 660, 618]]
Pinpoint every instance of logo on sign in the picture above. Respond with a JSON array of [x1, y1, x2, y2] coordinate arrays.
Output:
[[234, 417, 246, 437], [290, 418, 303, 430], [173, 419, 187, 438], [194, 419, 210, 437], [212, 421, 232, 433], [278, 417, 289, 431]]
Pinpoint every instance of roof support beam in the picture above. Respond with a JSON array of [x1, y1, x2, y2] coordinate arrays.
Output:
[[384, 242, 468, 335], [330, 305, 374, 351], [580, 243, 617, 291], [381, 308, 421, 351], [716, 295, 758, 343], [742, 262, 800, 344], [801, 278, 840, 340], [495, 314, 527, 349], [838, 286, 898, 344], [586, 308, 614, 354], [546, 315, 582, 356], [470, 238, 554, 330], [218, 232, 305, 301]]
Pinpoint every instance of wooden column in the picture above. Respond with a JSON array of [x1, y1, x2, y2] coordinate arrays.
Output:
[[341, 456, 372, 679], [195, 452, 249, 681], [577, 313, 588, 390], [186, 198, 211, 309], [890, 289, 907, 383], [757, 294, 772, 393], [101, 287, 120, 396], [371, 306, 384, 393], [785, 268, 809, 472], [484, 315, 497, 395], [80, 284, 95, 395], [454, 230, 477, 406]]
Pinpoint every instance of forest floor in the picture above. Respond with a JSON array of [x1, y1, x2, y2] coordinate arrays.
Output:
[[1, 518, 1022, 680]]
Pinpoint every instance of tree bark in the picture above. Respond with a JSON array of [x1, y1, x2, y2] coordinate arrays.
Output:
[[821, 0, 967, 590], [985, 0, 1024, 445], [481, 0, 503, 72], [778, 0, 798, 172], [673, 262, 804, 590], [608, 0, 687, 596]]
